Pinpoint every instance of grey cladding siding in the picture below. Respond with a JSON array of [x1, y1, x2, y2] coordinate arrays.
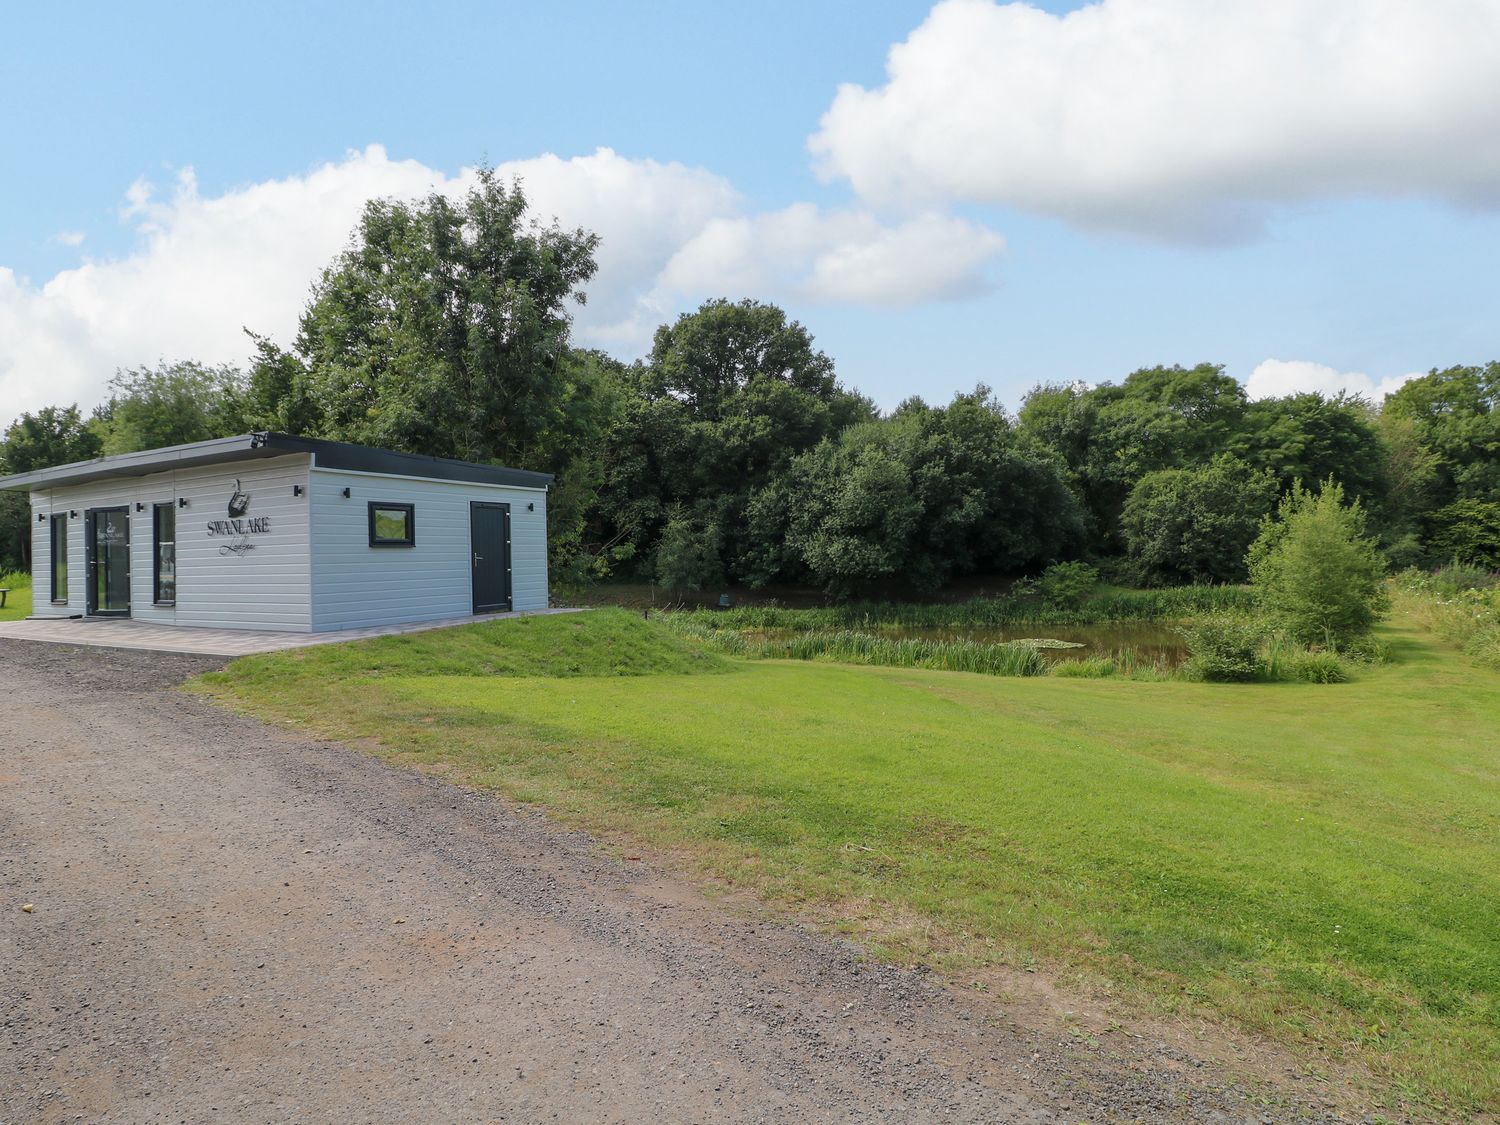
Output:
[[27, 455, 314, 630], [309, 469, 548, 631]]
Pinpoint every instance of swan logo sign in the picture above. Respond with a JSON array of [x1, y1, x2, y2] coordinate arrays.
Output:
[[207, 478, 271, 555]]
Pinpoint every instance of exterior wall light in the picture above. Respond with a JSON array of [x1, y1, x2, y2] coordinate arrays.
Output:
[[293, 485, 305, 497], [527, 502, 535, 511], [178, 497, 188, 508], [70, 510, 79, 518], [342, 487, 351, 498], [37, 513, 46, 522], [135, 502, 145, 512]]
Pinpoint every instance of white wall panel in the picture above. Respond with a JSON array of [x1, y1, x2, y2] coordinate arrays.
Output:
[[309, 468, 549, 631]]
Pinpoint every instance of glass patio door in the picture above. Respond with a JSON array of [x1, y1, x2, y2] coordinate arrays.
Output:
[[86, 507, 132, 616]]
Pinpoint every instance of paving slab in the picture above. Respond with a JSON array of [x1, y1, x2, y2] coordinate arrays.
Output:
[[0, 607, 580, 657]]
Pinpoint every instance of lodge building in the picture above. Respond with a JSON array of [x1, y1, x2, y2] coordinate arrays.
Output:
[[0, 433, 551, 633]]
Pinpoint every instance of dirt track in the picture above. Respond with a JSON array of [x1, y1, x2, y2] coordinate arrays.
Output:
[[0, 639, 1345, 1123]]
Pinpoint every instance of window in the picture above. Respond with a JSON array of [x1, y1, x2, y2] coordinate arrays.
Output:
[[49, 514, 68, 603], [153, 502, 177, 605], [368, 502, 415, 547]]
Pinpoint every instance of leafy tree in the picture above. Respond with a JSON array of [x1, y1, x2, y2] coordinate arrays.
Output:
[[0, 405, 107, 571], [653, 507, 726, 593], [256, 168, 600, 465], [1424, 499, 1500, 569], [1385, 362, 1500, 505], [1019, 364, 1248, 546], [245, 168, 611, 577], [94, 361, 248, 453], [1121, 457, 1279, 585], [1, 404, 103, 472], [591, 299, 874, 584], [1248, 480, 1388, 646], [778, 388, 1084, 596], [1234, 392, 1386, 506]]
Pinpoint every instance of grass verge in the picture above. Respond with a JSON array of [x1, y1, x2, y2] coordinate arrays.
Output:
[[0, 570, 32, 622], [192, 607, 1500, 1117]]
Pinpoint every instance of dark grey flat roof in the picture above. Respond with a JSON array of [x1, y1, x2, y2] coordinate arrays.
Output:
[[0, 432, 554, 492]]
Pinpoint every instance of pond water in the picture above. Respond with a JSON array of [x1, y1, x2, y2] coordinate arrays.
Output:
[[850, 621, 1189, 665], [762, 621, 1194, 666]]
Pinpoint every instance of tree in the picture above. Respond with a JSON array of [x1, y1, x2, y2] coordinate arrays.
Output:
[[257, 168, 599, 466], [776, 388, 1084, 596], [1, 404, 102, 473], [1424, 499, 1500, 569], [1384, 362, 1500, 506], [1248, 480, 1388, 646], [1234, 392, 1386, 506], [244, 168, 611, 577], [0, 405, 106, 571], [94, 361, 248, 454], [1121, 457, 1279, 585], [590, 299, 874, 585]]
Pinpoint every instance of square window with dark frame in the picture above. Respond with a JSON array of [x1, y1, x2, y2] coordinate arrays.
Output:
[[153, 501, 177, 605], [368, 502, 415, 547]]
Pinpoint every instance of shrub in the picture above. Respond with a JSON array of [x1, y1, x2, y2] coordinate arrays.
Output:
[[1291, 650, 1349, 684], [0, 568, 31, 589], [1034, 561, 1099, 609], [1248, 480, 1388, 647], [1050, 657, 1116, 678], [1425, 499, 1500, 570], [1121, 456, 1279, 585], [1181, 614, 1263, 682]]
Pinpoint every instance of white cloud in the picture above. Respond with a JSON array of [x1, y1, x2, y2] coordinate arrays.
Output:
[[0, 145, 1005, 421], [810, 0, 1500, 239], [662, 205, 1003, 305], [52, 231, 85, 247], [1246, 359, 1421, 402]]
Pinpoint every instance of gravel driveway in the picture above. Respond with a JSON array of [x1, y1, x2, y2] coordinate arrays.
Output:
[[0, 640, 1346, 1124]]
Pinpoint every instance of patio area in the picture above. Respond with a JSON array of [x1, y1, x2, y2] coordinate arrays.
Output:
[[0, 608, 580, 658]]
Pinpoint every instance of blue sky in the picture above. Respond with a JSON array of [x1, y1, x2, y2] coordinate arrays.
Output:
[[3, 0, 1497, 418]]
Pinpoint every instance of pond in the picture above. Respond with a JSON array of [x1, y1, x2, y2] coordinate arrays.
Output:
[[781, 621, 1191, 666], [881, 622, 1189, 665]]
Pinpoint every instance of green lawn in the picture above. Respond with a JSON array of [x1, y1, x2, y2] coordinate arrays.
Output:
[[194, 610, 1500, 1116], [0, 577, 31, 621]]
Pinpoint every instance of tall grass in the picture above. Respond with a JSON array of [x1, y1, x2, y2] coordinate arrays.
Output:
[[670, 585, 1254, 634], [1396, 568, 1500, 670], [667, 618, 1048, 676], [0, 569, 32, 589]]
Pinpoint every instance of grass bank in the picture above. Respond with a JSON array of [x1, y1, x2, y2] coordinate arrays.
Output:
[[0, 570, 32, 622], [193, 608, 1500, 1117]]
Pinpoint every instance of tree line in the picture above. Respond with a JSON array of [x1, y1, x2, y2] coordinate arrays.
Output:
[[3, 171, 1497, 592]]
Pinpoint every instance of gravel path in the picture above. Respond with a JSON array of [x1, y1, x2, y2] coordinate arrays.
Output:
[[0, 640, 1348, 1124]]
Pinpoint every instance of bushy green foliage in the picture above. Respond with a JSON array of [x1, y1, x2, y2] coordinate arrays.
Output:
[[1120, 456, 1278, 584], [1424, 498, 1500, 569], [770, 387, 1085, 595], [653, 509, 725, 592], [1248, 481, 1389, 647], [1034, 561, 1098, 607], [1397, 566, 1500, 670], [1181, 614, 1263, 682], [94, 361, 247, 454]]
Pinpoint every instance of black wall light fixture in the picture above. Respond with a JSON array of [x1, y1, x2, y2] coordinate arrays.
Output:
[[37, 513, 45, 522], [70, 510, 79, 518], [527, 502, 535, 511], [135, 502, 145, 512], [178, 497, 188, 508], [342, 487, 351, 498], [293, 484, 304, 497]]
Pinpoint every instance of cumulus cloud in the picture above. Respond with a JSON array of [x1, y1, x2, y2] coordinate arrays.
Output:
[[1246, 359, 1421, 403], [810, 0, 1500, 239], [661, 205, 1003, 306], [1, 145, 1006, 420]]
